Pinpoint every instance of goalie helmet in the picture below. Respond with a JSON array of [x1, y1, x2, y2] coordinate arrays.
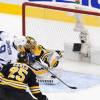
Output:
[[25, 36, 37, 49]]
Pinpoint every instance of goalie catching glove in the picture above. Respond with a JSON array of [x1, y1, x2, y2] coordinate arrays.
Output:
[[41, 50, 62, 69]]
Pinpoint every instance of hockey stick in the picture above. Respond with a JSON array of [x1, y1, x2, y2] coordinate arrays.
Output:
[[36, 61, 77, 89]]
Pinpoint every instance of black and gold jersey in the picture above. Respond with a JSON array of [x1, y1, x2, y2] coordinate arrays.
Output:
[[0, 62, 43, 99]]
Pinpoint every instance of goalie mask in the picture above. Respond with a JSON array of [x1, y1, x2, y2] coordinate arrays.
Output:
[[25, 36, 37, 49]]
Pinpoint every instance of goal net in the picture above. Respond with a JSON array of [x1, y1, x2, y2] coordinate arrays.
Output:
[[22, 2, 100, 52]]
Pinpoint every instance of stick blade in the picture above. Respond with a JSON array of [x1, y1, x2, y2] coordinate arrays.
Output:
[[70, 86, 77, 89]]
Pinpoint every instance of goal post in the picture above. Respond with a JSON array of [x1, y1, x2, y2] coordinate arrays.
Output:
[[22, 2, 100, 36], [22, 2, 100, 64]]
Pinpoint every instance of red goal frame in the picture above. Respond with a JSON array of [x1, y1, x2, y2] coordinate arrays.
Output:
[[22, 2, 100, 36]]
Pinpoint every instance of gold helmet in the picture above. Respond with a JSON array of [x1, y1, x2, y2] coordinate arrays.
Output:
[[25, 36, 37, 49]]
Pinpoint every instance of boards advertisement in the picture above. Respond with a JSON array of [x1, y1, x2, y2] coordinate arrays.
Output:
[[28, 0, 100, 9]]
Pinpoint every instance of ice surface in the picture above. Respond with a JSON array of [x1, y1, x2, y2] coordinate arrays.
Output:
[[0, 13, 100, 100]]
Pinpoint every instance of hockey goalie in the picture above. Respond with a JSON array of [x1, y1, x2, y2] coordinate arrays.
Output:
[[14, 35, 63, 84]]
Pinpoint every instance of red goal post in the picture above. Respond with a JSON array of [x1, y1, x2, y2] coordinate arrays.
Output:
[[22, 2, 100, 50], [22, 2, 100, 36]]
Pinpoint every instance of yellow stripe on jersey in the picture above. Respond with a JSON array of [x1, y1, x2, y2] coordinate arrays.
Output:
[[0, 82, 26, 90], [30, 85, 41, 94], [0, 77, 27, 90], [31, 90, 41, 94], [30, 86, 40, 89], [31, 89, 40, 92], [3, 77, 26, 85], [0, 72, 4, 77]]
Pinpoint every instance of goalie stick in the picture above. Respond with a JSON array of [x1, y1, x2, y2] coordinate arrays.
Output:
[[35, 61, 77, 89]]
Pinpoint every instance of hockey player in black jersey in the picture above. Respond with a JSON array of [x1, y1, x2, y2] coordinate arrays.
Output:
[[0, 57, 48, 100]]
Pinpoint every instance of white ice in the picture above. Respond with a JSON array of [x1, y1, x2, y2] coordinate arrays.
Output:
[[0, 13, 100, 100]]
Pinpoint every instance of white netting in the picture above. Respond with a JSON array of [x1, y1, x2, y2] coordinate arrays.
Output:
[[22, 2, 100, 50]]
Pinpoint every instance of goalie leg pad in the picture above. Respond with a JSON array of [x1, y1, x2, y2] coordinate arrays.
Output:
[[31, 62, 48, 76]]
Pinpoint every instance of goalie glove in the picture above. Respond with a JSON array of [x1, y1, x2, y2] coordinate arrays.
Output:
[[41, 51, 59, 69]]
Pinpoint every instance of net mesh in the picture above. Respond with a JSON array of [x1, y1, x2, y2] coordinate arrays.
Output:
[[22, 2, 100, 50]]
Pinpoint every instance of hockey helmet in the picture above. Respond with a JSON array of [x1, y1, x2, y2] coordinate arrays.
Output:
[[13, 35, 27, 47]]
